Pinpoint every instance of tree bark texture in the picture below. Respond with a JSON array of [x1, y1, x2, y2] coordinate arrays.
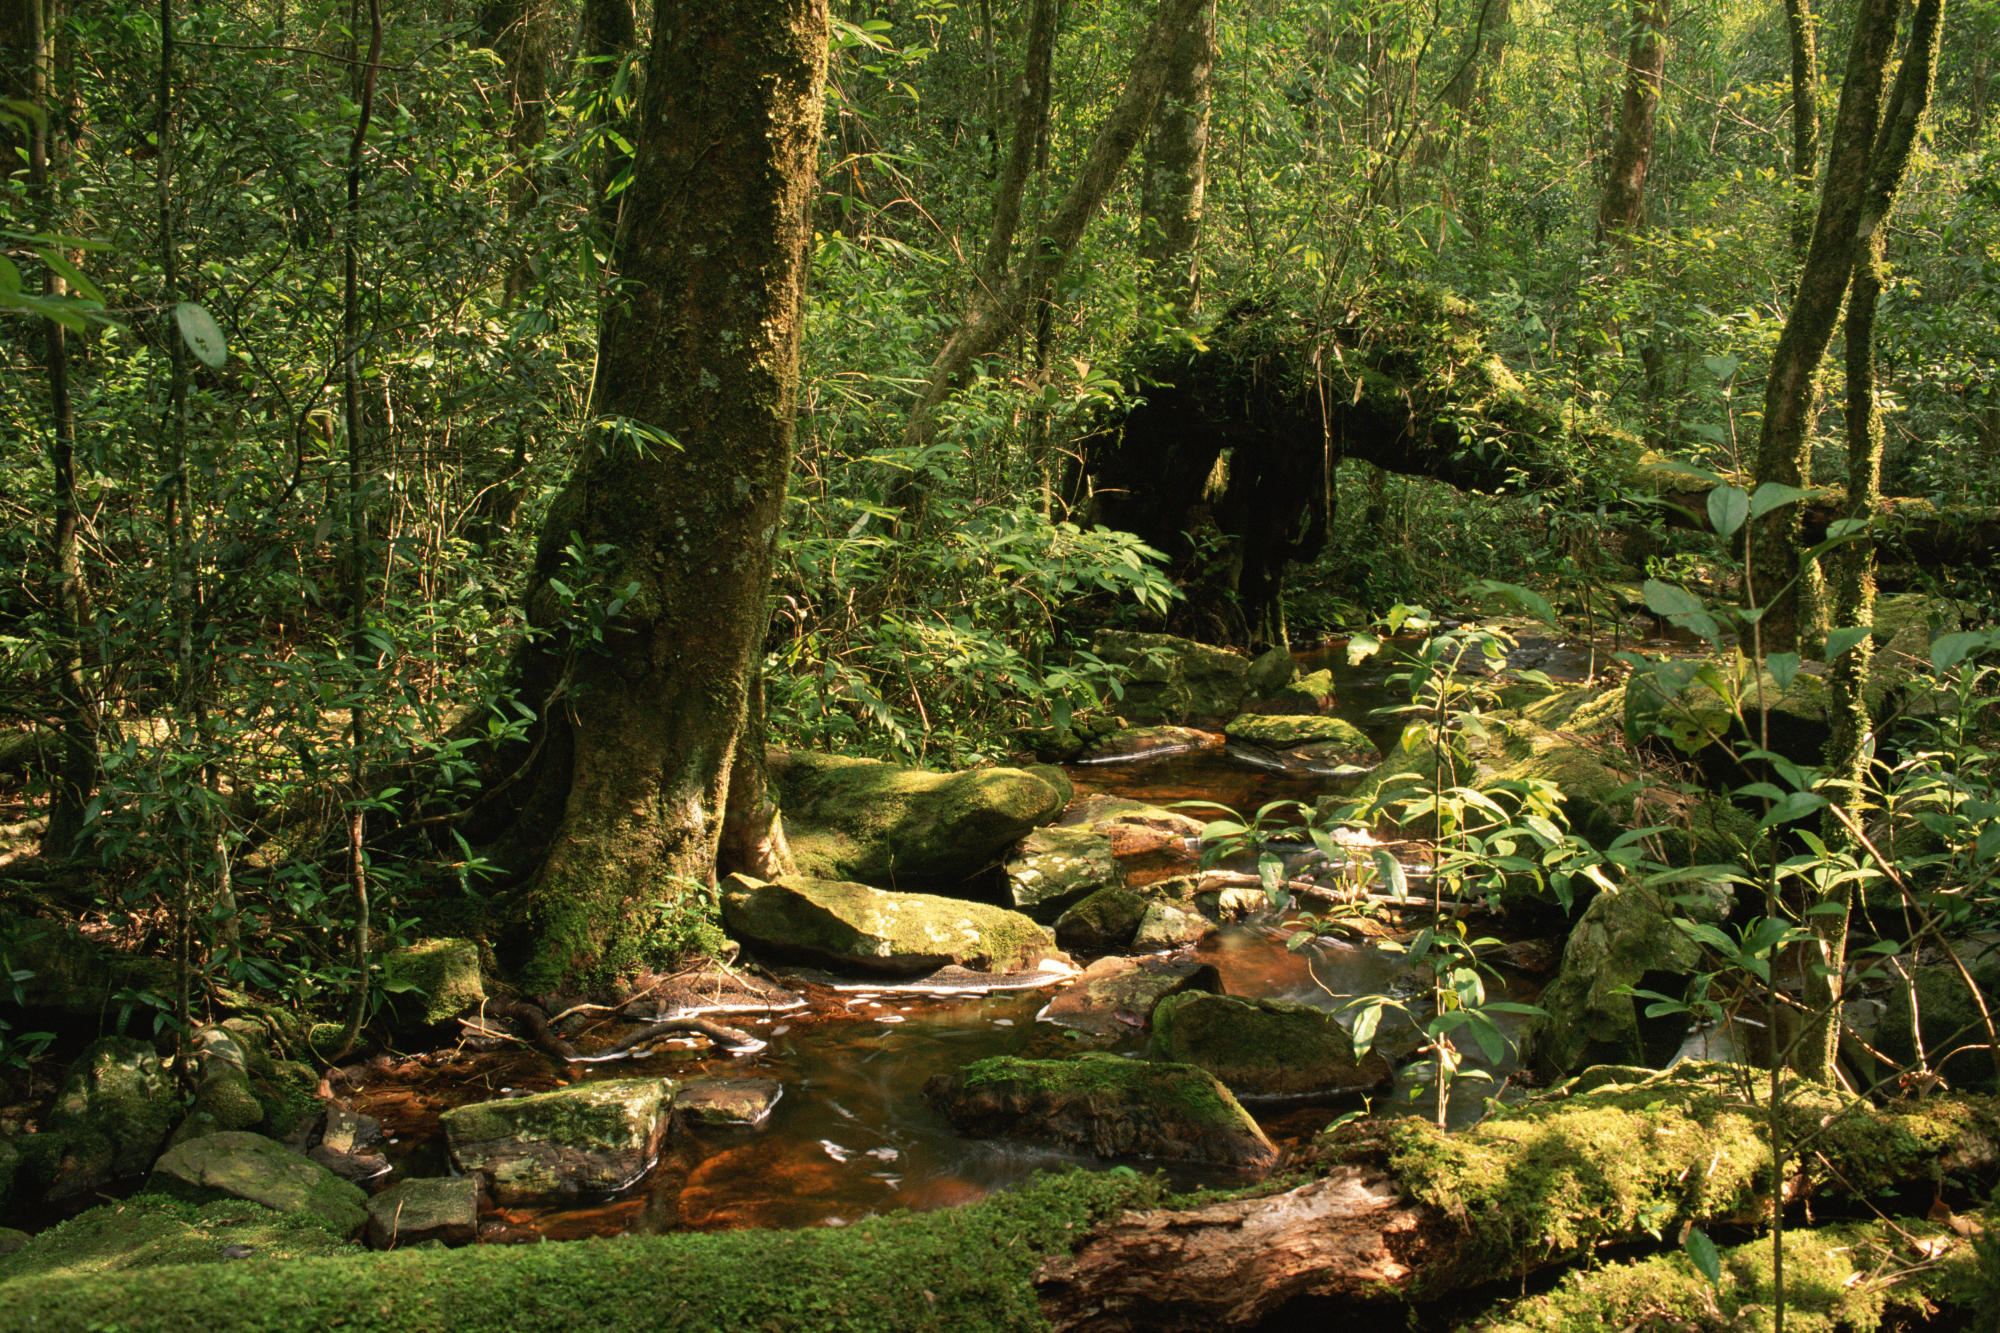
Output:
[[975, 0, 1056, 297], [1594, 0, 1668, 252], [1783, 0, 1821, 256], [1807, 0, 1945, 1085], [897, 0, 1211, 506], [1749, 0, 1902, 651], [487, 0, 827, 992], [1140, 0, 1214, 317]]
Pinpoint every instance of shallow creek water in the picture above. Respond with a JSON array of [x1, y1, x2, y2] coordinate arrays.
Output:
[[347, 630, 1607, 1242]]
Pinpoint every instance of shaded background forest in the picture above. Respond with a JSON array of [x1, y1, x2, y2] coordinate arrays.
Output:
[[1, 0, 1996, 1037]]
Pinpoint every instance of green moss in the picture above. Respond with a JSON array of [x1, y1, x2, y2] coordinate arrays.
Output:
[[722, 876, 1058, 974], [1469, 1220, 1978, 1332], [1223, 713, 1370, 752], [380, 938, 486, 1029], [957, 1054, 1249, 1130], [147, 1132, 369, 1238], [1054, 886, 1150, 952], [0, 1170, 1157, 1333], [255, 1060, 321, 1140], [1150, 992, 1388, 1096], [0, 1132, 63, 1211], [0, 1196, 353, 1286]]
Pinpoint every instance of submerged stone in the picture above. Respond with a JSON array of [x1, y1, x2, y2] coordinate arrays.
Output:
[[925, 1054, 1277, 1169], [441, 1078, 673, 1205], [45, 1037, 179, 1200], [675, 1078, 784, 1128], [721, 874, 1063, 976], [147, 1131, 368, 1237], [365, 1176, 477, 1249], [1036, 954, 1222, 1039], [770, 750, 1069, 889], [1151, 992, 1391, 1096], [1005, 826, 1120, 921]]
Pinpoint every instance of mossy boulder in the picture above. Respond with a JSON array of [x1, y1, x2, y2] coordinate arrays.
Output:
[[441, 1078, 673, 1205], [721, 874, 1062, 976], [769, 751, 1070, 889], [1054, 887, 1151, 953], [675, 1078, 784, 1128], [1245, 645, 1296, 696], [1518, 878, 1733, 1074], [1069, 794, 1206, 857], [1224, 712, 1374, 772], [147, 1132, 368, 1237], [1876, 954, 2000, 1089], [0, 1196, 353, 1285], [1076, 724, 1221, 764], [1254, 667, 1337, 714], [1131, 901, 1212, 951], [44, 1037, 179, 1199], [1036, 954, 1222, 1039], [379, 937, 486, 1030], [1, 919, 178, 1022], [168, 1064, 267, 1145], [925, 1054, 1276, 1169], [0, 1131, 63, 1213], [1090, 631, 1252, 725], [1004, 827, 1119, 922], [364, 1176, 478, 1249], [1151, 992, 1392, 1096]]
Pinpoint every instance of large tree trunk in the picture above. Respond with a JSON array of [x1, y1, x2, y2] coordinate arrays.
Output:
[[1139, 0, 1214, 318], [1782, 0, 1820, 256], [484, 0, 827, 993], [1748, 0, 1902, 651], [1594, 0, 1669, 253], [975, 0, 1057, 298]]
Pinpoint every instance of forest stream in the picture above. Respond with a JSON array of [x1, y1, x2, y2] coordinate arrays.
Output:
[[336, 631, 1600, 1244]]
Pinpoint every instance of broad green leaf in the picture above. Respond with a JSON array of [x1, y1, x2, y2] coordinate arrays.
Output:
[[1347, 632, 1382, 666], [1759, 790, 1828, 827], [1766, 652, 1801, 691], [1932, 631, 1995, 672], [1703, 355, 1740, 383], [1642, 579, 1705, 618], [1685, 1227, 1722, 1285], [1749, 483, 1811, 518], [1824, 626, 1873, 661], [175, 301, 228, 368], [1350, 1002, 1383, 1057], [1372, 848, 1409, 899], [1706, 485, 1750, 539]]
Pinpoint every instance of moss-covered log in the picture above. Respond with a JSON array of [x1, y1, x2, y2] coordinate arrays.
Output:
[[7, 1073, 1998, 1332]]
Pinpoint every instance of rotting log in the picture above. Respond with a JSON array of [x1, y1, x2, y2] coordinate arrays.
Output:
[[5, 1071, 1998, 1333]]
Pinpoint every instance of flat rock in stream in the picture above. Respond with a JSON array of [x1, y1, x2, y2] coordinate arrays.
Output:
[[1036, 955, 1222, 1039], [1005, 826, 1120, 921], [675, 1079, 783, 1129], [925, 1054, 1277, 1170], [441, 1078, 673, 1205], [365, 1176, 477, 1249], [722, 875, 1065, 976], [1060, 794, 1206, 859], [620, 964, 806, 1020], [1090, 632, 1253, 725], [147, 1132, 368, 1238], [1075, 725, 1222, 765]]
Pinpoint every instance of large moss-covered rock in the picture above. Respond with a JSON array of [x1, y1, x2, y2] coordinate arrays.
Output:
[[441, 1078, 672, 1204], [1004, 827, 1119, 922], [1090, 631, 1252, 725], [1, 919, 178, 1022], [1151, 992, 1391, 1096], [0, 1131, 63, 1212], [925, 1054, 1276, 1169], [1054, 887, 1151, 953], [365, 1176, 478, 1249], [1131, 901, 1212, 951], [721, 874, 1061, 975], [45, 1037, 179, 1199], [0, 1196, 353, 1285], [379, 937, 486, 1029], [148, 1132, 368, 1237], [1036, 954, 1221, 1039], [1068, 794, 1206, 858], [1224, 712, 1374, 772], [1875, 954, 2000, 1088], [1257, 667, 1337, 714], [1519, 878, 1733, 1074], [770, 751, 1070, 888]]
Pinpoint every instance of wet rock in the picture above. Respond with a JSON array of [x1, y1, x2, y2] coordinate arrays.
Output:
[[1520, 878, 1733, 1075], [1017, 714, 1128, 764], [1066, 793, 1206, 858], [925, 1054, 1277, 1169], [1224, 713, 1369, 751], [1091, 631, 1252, 725], [1488, 937, 1563, 975], [1132, 901, 1213, 951], [308, 1107, 390, 1181], [722, 874, 1064, 976], [676, 1078, 784, 1128], [1054, 887, 1151, 953], [1876, 955, 2000, 1088], [1150, 992, 1391, 1096], [168, 1063, 267, 1146], [769, 750, 1069, 890], [1036, 954, 1223, 1039], [1075, 725, 1222, 765], [380, 937, 486, 1029], [45, 1037, 178, 1199], [1005, 826, 1119, 921], [621, 964, 806, 1020], [1257, 667, 1337, 714], [442, 1078, 673, 1204], [1245, 645, 1296, 697], [365, 1176, 478, 1249], [148, 1131, 368, 1237]]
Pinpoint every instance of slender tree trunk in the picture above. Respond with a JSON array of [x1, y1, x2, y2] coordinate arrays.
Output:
[[1749, 0, 1902, 652], [1804, 0, 1944, 1085], [976, 0, 1056, 298], [1140, 0, 1214, 317], [483, 0, 556, 306], [894, 0, 1209, 523], [493, 0, 827, 993], [1783, 0, 1820, 256], [1595, 0, 1669, 255]]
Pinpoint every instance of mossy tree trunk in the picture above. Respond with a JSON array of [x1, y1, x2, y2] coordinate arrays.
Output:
[[1806, 0, 1944, 1084], [1139, 0, 1214, 319], [476, 0, 827, 993], [1782, 0, 1820, 257], [1594, 0, 1667, 256], [1748, 0, 1903, 652]]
